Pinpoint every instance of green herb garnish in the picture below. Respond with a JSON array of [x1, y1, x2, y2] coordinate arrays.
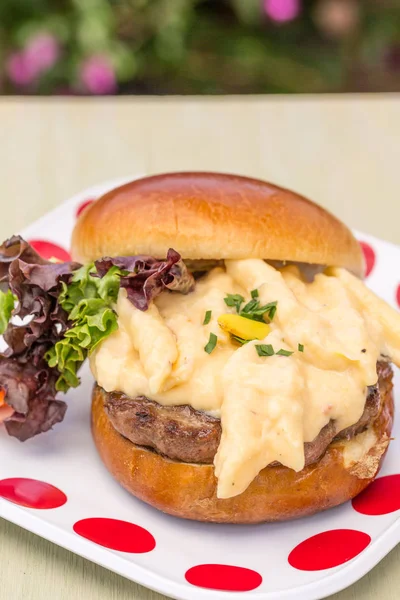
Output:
[[203, 310, 212, 325], [240, 300, 277, 323], [298, 343, 304, 352], [256, 301, 277, 322], [255, 344, 275, 357], [241, 298, 259, 314], [276, 348, 294, 357], [224, 292, 277, 325], [224, 293, 245, 312], [204, 332, 218, 354], [255, 344, 295, 357], [231, 334, 250, 345]]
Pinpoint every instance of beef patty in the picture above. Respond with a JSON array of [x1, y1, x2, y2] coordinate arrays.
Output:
[[102, 361, 393, 467]]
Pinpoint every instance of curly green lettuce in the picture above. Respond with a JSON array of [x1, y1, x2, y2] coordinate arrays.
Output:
[[0, 289, 15, 335], [45, 264, 121, 392]]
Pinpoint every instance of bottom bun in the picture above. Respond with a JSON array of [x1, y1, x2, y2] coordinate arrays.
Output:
[[91, 378, 394, 524]]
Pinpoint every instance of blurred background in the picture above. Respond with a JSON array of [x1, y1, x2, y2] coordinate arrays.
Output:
[[1, 0, 400, 95]]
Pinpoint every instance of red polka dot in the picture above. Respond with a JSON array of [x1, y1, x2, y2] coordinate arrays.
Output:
[[76, 199, 95, 218], [29, 239, 71, 262], [185, 564, 262, 592], [288, 529, 370, 571], [359, 241, 376, 277], [73, 518, 155, 553], [396, 284, 400, 309], [0, 478, 67, 509], [352, 474, 400, 515]]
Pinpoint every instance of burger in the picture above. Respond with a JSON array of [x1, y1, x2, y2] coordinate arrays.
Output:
[[0, 172, 399, 524]]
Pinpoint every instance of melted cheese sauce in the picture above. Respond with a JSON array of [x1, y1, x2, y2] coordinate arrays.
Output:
[[90, 261, 400, 499]]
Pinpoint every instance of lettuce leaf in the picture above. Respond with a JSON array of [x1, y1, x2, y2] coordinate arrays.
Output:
[[0, 236, 80, 440], [94, 248, 195, 310], [0, 289, 14, 335], [45, 263, 119, 392]]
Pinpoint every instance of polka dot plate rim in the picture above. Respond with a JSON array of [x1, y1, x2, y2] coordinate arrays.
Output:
[[0, 176, 399, 600]]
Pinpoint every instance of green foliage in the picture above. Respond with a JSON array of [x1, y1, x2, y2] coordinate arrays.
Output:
[[1, 0, 400, 94]]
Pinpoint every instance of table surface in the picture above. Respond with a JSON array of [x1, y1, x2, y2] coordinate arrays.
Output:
[[0, 96, 399, 600]]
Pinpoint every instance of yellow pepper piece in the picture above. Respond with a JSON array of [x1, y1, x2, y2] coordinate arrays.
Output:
[[218, 314, 270, 341]]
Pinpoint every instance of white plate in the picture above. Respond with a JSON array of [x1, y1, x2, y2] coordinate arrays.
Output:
[[1, 177, 400, 600]]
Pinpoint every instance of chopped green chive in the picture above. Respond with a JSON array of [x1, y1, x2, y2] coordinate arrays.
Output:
[[204, 332, 218, 354], [269, 305, 277, 321], [240, 312, 264, 323], [255, 344, 297, 357], [231, 334, 250, 345], [255, 344, 275, 357], [225, 292, 278, 323], [298, 343, 304, 352], [242, 300, 277, 321], [241, 298, 259, 314], [240, 300, 278, 322], [260, 301, 277, 322], [276, 348, 294, 357], [224, 293, 245, 313], [203, 310, 212, 325], [224, 295, 235, 307]]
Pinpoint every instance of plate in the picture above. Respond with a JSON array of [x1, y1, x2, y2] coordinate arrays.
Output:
[[1, 177, 400, 600]]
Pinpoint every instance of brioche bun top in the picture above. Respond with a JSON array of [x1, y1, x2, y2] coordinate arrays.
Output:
[[71, 172, 364, 277]]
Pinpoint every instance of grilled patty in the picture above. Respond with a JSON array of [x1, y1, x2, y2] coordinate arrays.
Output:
[[102, 361, 393, 466]]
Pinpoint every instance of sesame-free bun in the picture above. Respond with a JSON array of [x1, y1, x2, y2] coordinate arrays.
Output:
[[91, 367, 393, 524], [71, 172, 364, 277]]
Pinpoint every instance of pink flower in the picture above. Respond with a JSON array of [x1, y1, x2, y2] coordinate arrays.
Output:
[[6, 33, 60, 87], [314, 0, 359, 38], [263, 0, 300, 22], [80, 56, 117, 95], [5, 52, 36, 86], [25, 33, 60, 72]]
